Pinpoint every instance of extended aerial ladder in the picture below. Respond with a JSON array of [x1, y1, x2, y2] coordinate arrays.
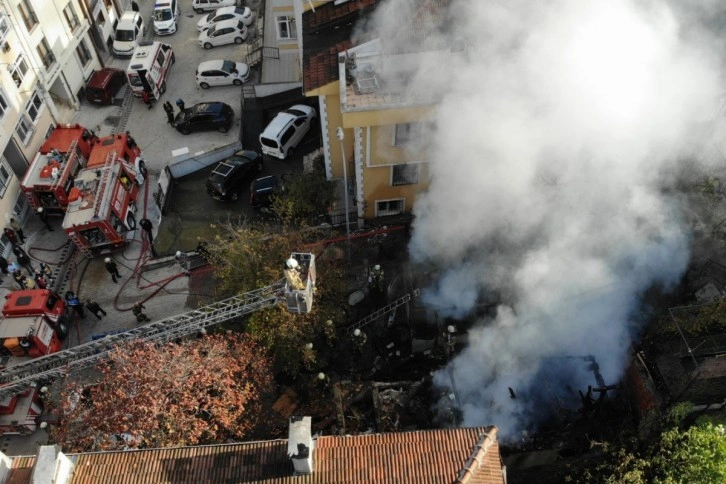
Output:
[[0, 281, 289, 400]]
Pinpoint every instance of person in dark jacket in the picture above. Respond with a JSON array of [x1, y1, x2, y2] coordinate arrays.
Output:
[[36, 207, 53, 231], [13, 269, 26, 289], [85, 299, 107, 320], [34, 271, 47, 289], [104, 257, 122, 283], [0, 255, 8, 274], [15, 251, 34, 274], [3, 227, 18, 247], [131, 0, 139, 12], [64, 291, 85, 319], [163, 101, 175, 125], [9, 218, 25, 243], [132, 302, 150, 322]]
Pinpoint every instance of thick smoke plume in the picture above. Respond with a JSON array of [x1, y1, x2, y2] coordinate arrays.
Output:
[[365, 0, 725, 438]]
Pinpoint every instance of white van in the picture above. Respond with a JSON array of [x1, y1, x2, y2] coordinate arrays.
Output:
[[113, 11, 144, 57], [192, 0, 237, 14], [153, 0, 180, 35], [259, 105, 317, 159], [126, 41, 175, 100]]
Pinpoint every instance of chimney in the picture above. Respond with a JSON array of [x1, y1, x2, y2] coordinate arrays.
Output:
[[30, 445, 74, 484], [287, 416, 314, 475]]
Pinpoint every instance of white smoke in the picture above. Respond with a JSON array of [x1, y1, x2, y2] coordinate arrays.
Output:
[[364, 0, 725, 437]]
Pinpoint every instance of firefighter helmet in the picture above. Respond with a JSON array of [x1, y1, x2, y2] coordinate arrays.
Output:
[[374, 265, 381, 271], [104, 257, 111, 263], [286, 258, 299, 269]]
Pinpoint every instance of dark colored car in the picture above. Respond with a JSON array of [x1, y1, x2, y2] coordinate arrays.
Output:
[[250, 175, 284, 210], [86, 68, 127, 105], [206, 150, 263, 201], [174, 102, 234, 135]]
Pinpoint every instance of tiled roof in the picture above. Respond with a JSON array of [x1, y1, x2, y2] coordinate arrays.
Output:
[[303, 41, 351, 93], [4, 427, 504, 483]]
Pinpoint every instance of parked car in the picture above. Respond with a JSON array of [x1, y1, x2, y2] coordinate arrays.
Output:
[[153, 0, 180, 35], [174, 102, 234, 135], [250, 175, 284, 210], [197, 6, 254, 32], [192, 0, 237, 14], [198, 19, 248, 49], [259, 105, 317, 159], [206, 150, 263, 201], [196, 60, 250, 88], [86, 68, 127, 105], [113, 11, 145, 57]]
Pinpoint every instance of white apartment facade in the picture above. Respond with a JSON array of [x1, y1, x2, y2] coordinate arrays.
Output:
[[0, 0, 100, 255]]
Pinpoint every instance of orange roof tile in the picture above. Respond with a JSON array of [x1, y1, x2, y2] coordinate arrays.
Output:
[[303, 41, 352, 93], [6, 427, 504, 483]]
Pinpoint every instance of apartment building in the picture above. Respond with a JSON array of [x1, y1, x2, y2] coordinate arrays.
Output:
[[0, 0, 100, 254]]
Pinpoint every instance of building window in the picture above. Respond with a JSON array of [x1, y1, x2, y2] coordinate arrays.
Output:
[[63, 3, 80, 32], [95, 10, 106, 27], [0, 157, 12, 198], [393, 123, 423, 146], [37, 38, 56, 69], [276, 16, 296, 40], [15, 114, 34, 144], [26, 90, 43, 122], [0, 9, 10, 42], [376, 199, 405, 217], [10, 55, 29, 87], [0, 89, 8, 118], [76, 39, 92, 66], [392, 164, 419, 186], [18, 0, 38, 32]]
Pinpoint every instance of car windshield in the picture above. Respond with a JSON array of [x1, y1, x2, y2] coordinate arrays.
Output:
[[222, 60, 236, 73], [260, 137, 278, 149], [127, 74, 142, 87], [206, 25, 217, 36], [286, 108, 307, 117], [154, 10, 172, 21], [115, 29, 134, 41]]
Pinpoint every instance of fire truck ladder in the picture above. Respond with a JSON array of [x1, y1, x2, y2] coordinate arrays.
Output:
[[0, 280, 286, 400], [67, 232, 92, 259], [49, 139, 79, 191], [348, 289, 420, 332], [92, 153, 117, 218]]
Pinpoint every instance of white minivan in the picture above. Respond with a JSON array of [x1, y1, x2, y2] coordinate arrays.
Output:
[[192, 0, 237, 14], [113, 11, 144, 57], [153, 0, 180, 35], [259, 105, 317, 160]]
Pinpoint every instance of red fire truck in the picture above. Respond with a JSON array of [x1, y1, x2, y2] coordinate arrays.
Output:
[[0, 386, 43, 435], [0, 289, 68, 358], [86, 132, 147, 183], [20, 124, 98, 214], [62, 155, 142, 256]]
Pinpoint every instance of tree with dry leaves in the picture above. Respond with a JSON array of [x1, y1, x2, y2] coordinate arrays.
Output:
[[49, 332, 273, 452], [205, 223, 348, 375]]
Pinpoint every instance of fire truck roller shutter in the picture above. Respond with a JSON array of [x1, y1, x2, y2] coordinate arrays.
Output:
[[126, 211, 137, 230], [55, 315, 69, 340]]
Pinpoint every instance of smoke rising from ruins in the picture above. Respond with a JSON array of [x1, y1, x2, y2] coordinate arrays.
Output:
[[364, 0, 725, 437]]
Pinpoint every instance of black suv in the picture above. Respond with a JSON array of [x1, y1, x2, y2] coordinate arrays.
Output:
[[206, 150, 263, 201], [250, 175, 284, 210], [174, 102, 234, 135]]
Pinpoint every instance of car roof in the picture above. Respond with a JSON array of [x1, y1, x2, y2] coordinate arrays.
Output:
[[261, 112, 296, 137], [119, 11, 140, 23], [198, 60, 226, 71]]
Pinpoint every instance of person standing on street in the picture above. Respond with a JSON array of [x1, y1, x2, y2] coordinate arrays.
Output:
[[13, 269, 26, 289], [3, 227, 18, 247], [34, 271, 47, 289], [131, 0, 139, 12], [132, 302, 151, 323], [14, 249, 34, 274], [0, 255, 8, 274], [36, 207, 54, 231], [141, 89, 153, 109], [163, 101, 175, 125], [65, 291, 85, 319], [9, 218, 25, 243], [104, 257, 122, 283], [85, 299, 107, 320]]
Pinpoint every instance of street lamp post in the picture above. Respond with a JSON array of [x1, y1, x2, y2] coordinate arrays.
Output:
[[336, 127, 351, 260]]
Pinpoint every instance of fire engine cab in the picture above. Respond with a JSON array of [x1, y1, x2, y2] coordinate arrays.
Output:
[[20, 124, 98, 214], [0, 386, 43, 435], [0, 289, 69, 358], [87, 132, 147, 184], [62, 156, 141, 256]]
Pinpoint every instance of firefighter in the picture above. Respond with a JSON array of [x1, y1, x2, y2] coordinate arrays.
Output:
[[284, 257, 305, 290], [132, 302, 151, 323], [352, 328, 367, 353], [104, 257, 122, 283], [36, 207, 54, 231], [175, 251, 190, 275], [39, 262, 54, 285], [13, 269, 26, 289], [368, 264, 384, 293], [324, 319, 336, 347]]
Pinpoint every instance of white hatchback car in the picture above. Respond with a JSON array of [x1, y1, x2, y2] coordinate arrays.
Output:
[[196, 60, 250, 88], [259, 105, 317, 159], [198, 19, 248, 49], [197, 6, 254, 32], [192, 0, 237, 14]]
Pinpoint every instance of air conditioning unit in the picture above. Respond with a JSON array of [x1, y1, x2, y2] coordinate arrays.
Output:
[[1, 41, 10, 53]]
